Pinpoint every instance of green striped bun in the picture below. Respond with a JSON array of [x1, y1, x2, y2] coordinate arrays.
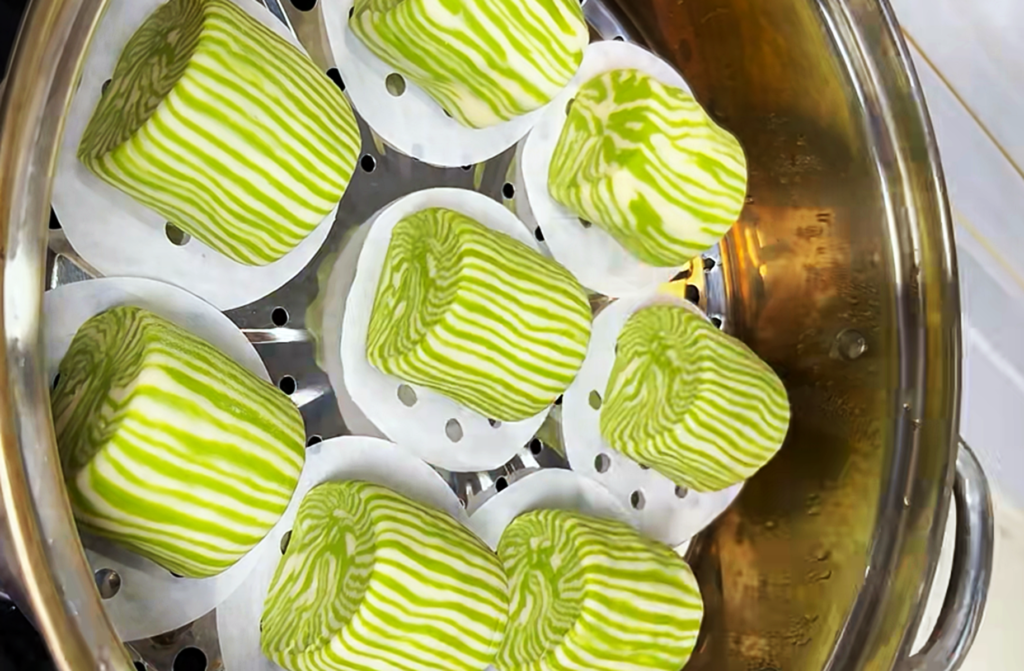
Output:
[[78, 0, 360, 266], [548, 68, 747, 267], [496, 509, 703, 671], [600, 305, 789, 492], [51, 306, 305, 579], [261, 480, 508, 671], [349, 0, 587, 129], [366, 207, 592, 422]]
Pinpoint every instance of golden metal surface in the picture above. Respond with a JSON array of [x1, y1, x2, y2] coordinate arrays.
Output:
[[608, 0, 960, 669]]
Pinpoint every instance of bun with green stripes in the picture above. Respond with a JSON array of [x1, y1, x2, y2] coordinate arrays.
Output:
[[549, 68, 747, 267], [600, 305, 789, 492], [51, 306, 305, 579], [366, 207, 592, 422], [349, 0, 587, 129], [496, 509, 704, 671], [78, 0, 360, 266], [261, 480, 508, 671]]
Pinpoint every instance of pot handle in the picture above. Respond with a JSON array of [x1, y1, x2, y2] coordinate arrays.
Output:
[[900, 440, 993, 671]]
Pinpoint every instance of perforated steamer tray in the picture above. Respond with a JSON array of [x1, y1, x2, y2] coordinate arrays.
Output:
[[44, 0, 733, 668]]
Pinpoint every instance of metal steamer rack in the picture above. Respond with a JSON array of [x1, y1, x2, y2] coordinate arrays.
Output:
[[0, 0, 994, 669], [43, 1, 728, 668]]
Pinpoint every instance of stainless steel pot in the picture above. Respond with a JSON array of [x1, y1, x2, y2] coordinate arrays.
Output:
[[0, 0, 994, 669]]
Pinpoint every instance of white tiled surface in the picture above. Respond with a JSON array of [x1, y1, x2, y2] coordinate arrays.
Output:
[[894, 0, 1024, 174], [890, 1, 1024, 665]]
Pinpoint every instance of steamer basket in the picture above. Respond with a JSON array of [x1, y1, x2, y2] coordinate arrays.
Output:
[[0, 0, 993, 670]]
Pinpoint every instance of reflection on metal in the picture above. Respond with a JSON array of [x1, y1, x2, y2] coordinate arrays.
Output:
[[441, 439, 570, 514], [0, 0, 987, 670], [901, 441, 993, 671], [257, 0, 292, 32], [833, 328, 869, 360], [242, 327, 312, 345], [46, 231, 101, 287], [126, 610, 222, 671], [643, 0, 967, 667], [93, 568, 121, 601], [0, 0, 134, 669]]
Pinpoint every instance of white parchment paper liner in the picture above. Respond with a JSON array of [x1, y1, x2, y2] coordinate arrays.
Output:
[[515, 41, 693, 298], [43, 277, 276, 641], [318, 223, 386, 439], [340, 188, 552, 472], [53, 0, 342, 311], [467, 469, 631, 552], [562, 289, 742, 547], [216, 436, 467, 671]]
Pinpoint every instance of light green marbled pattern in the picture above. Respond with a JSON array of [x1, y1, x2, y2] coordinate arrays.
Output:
[[366, 208, 591, 422], [261, 481, 508, 671], [496, 509, 703, 671], [349, 0, 587, 128], [549, 69, 747, 267], [51, 306, 305, 578], [600, 305, 789, 492], [79, 0, 360, 266]]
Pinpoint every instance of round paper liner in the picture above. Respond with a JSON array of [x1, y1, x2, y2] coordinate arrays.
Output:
[[43, 277, 273, 642], [340, 188, 552, 472], [53, 0, 342, 311], [516, 41, 693, 298], [562, 289, 743, 547], [318, 223, 386, 439], [216, 436, 467, 671], [322, 0, 544, 167], [466, 469, 631, 551]]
